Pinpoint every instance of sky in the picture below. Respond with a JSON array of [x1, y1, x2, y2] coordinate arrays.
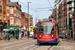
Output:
[[11, 0, 55, 27]]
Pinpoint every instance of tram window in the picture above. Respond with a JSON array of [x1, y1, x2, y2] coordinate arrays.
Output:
[[35, 29, 37, 34], [39, 26, 44, 34]]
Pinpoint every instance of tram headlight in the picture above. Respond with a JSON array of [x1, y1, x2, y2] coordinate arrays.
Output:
[[39, 35, 41, 37], [51, 35, 54, 37]]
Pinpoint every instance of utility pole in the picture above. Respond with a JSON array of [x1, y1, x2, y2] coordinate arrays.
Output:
[[67, 4, 70, 40], [28, 2, 31, 39], [74, 0, 75, 40], [57, 4, 59, 38], [35, 17, 37, 25]]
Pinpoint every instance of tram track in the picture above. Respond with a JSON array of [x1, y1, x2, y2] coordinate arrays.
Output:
[[0, 39, 33, 48], [6, 41, 37, 50], [47, 45, 53, 50], [32, 44, 54, 50], [32, 45, 40, 50], [0, 40, 37, 50]]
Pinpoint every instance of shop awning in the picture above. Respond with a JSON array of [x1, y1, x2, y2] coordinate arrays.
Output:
[[20, 29, 26, 32], [3, 29, 19, 31]]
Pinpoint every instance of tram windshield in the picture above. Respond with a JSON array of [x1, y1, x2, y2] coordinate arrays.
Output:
[[39, 22, 54, 34]]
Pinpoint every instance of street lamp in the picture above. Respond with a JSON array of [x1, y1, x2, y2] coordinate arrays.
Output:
[[28, 2, 31, 39]]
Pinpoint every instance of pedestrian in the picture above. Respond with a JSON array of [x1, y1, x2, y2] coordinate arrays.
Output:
[[9, 32, 11, 40], [4, 31, 7, 41], [28, 31, 29, 39], [20, 31, 22, 39]]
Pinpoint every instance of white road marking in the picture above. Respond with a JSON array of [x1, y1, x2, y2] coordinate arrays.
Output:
[[19, 44, 35, 50]]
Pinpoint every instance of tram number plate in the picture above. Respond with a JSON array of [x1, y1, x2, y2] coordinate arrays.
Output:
[[44, 41, 49, 42]]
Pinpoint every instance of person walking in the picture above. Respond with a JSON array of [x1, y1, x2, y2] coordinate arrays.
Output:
[[20, 31, 22, 39], [9, 33, 11, 40], [4, 31, 7, 41]]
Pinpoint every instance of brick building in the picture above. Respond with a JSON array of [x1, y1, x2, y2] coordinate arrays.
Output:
[[24, 12, 33, 27], [6, 1, 21, 27], [51, 0, 74, 39], [0, 0, 33, 39], [53, 0, 67, 32], [21, 12, 28, 30], [0, 0, 7, 39]]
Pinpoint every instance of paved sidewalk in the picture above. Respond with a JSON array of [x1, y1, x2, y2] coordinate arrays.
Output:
[[0, 37, 30, 44], [0, 40, 6, 43], [63, 39, 75, 43]]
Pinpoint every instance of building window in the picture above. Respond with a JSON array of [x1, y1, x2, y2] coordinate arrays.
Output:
[[10, 17, 14, 24], [30, 20, 32, 22], [54, 10, 56, 12], [62, 2, 65, 5], [55, 18, 56, 21], [54, 14, 56, 16], [62, 7, 65, 11], [63, 13, 65, 16], [72, 2, 74, 7], [7, 6, 9, 9], [58, 11, 60, 14], [58, 15, 60, 18], [10, 8, 13, 14]]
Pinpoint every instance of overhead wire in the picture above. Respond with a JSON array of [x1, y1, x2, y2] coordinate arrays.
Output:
[[18, 0, 36, 12], [18, 0, 53, 17], [48, 0, 53, 8], [36, 7, 53, 9], [18, 0, 39, 17]]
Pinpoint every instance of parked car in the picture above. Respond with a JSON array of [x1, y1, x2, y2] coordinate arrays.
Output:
[[29, 34, 33, 38], [59, 32, 66, 38]]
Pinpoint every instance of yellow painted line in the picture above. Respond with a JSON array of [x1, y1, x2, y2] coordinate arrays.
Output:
[[60, 40, 63, 50], [72, 47, 74, 50], [60, 41, 62, 50]]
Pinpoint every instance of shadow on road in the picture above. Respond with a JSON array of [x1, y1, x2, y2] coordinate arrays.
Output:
[[35, 43, 59, 46]]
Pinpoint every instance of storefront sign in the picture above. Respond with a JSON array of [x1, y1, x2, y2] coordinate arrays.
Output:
[[10, 27, 14, 29]]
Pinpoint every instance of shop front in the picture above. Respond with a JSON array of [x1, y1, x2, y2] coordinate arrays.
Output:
[[3, 26, 19, 40], [20, 29, 27, 37], [0, 21, 7, 40]]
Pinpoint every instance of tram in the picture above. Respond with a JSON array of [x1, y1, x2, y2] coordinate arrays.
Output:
[[37, 19, 59, 44], [34, 27, 38, 39]]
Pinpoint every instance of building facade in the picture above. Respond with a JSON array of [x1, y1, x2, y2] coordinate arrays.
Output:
[[6, 1, 21, 27], [67, 0, 74, 39], [0, 0, 7, 39], [21, 12, 28, 30], [24, 12, 33, 27], [53, 0, 67, 32], [51, 0, 73, 39]]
